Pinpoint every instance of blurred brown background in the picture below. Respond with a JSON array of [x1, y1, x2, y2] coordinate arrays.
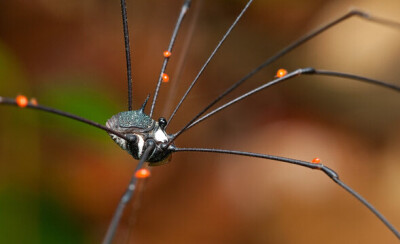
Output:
[[1, 0, 400, 243]]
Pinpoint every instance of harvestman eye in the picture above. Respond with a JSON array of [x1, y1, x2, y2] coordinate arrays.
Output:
[[158, 117, 167, 129], [1, 0, 400, 243]]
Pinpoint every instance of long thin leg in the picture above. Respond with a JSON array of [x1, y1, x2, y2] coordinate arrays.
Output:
[[102, 140, 155, 244], [149, 0, 192, 117], [173, 147, 400, 240], [185, 68, 400, 131], [0, 96, 129, 141], [120, 0, 134, 111], [162, 0, 202, 119]]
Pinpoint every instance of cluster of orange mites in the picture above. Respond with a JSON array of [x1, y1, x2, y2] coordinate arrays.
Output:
[[161, 50, 172, 83], [16, 95, 37, 108]]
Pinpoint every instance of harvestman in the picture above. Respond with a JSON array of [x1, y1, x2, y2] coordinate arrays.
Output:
[[1, 0, 400, 243]]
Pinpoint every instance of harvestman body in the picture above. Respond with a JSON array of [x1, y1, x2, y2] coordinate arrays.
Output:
[[1, 0, 400, 243], [106, 97, 175, 165]]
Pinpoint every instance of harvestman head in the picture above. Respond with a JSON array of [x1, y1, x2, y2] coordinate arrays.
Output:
[[1, 0, 400, 243]]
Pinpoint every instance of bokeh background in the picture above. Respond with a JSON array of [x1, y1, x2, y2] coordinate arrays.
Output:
[[1, 0, 400, 243]]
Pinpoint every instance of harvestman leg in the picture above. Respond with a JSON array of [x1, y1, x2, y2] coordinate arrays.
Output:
[[186, 68, 400, 129], [172, 147, 400, 239], [102, 140, 155, 244]]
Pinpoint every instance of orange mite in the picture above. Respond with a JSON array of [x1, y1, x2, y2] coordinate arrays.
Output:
[[16, 95, 28, 107], [311, 158, 321, 164], [163, 50, 172, 58], [135, 168, 151, 179], [30, 98, 38, 106], [275, 68, 288, 78], [162, 73, 170, 82]]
